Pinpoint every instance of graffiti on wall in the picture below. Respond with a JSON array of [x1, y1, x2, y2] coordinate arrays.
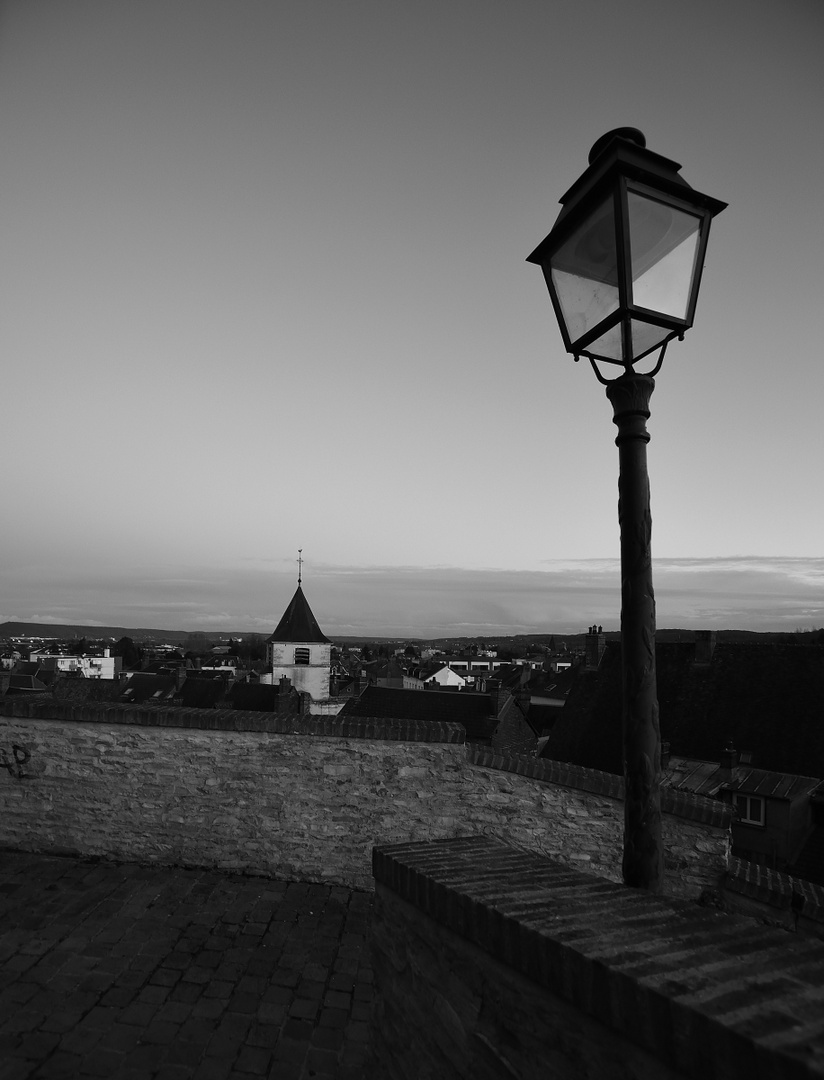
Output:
[[1, 745, 31, 779]]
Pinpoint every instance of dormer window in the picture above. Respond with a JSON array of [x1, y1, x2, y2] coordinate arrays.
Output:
[[294, 648, 310, 666], [734, 794, 765, 826]]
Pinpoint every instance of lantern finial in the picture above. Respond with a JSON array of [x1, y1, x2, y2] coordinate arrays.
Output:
[[588, 127, 646, 164]]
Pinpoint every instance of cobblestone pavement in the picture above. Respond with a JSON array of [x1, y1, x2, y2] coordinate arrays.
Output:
[[0, 851, 376, 1080]]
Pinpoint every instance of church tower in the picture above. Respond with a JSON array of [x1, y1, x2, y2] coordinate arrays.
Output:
[[265, 553, 331, 704]]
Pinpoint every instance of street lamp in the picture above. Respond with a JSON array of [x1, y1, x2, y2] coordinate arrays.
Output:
[[527, 128, 725, 892]]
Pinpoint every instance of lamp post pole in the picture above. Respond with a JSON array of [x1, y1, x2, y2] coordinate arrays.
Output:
[[526, 127, 725, 893], [606, 371, 663, 892]]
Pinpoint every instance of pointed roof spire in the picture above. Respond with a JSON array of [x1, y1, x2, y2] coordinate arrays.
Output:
[[268, 551, 329, 643], [268, 585, 330, 643]]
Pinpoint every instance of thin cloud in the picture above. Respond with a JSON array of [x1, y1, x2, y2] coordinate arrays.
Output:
[[2, 557, 822, 637]]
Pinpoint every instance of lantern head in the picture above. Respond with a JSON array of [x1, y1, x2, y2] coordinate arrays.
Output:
[[527, 129, 726, 371]]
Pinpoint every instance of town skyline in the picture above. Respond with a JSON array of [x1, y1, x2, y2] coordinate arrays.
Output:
[[2, 1, 822, 638]]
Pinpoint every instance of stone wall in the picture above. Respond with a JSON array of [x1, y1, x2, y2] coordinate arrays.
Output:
[[1, 700, 729, 897], [467, 748, 731, 899], [370, 836, 824, 1080]]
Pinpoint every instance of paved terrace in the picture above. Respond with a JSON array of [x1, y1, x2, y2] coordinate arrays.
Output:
[[0, 851, 376, 1080]]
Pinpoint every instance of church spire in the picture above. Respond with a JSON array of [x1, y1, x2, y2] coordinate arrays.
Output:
[[268, 551, 329, 644]]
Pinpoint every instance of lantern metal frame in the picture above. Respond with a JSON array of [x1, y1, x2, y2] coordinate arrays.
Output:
[[526, 129, 727, 376]]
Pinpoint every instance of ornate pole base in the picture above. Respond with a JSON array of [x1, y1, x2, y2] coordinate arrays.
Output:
[[605, 372, 663, 893]]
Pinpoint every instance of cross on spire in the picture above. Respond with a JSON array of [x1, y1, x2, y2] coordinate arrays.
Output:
[[297, 549, 303, 585]]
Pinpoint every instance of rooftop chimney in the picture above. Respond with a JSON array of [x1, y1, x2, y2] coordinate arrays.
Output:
[[486, 677, 509, 716], [719, 738, 739, 777], [585, 625, 606, 670], [694, 630, 716, 666]]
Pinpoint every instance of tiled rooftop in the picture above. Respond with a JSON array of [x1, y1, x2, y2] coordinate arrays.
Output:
[[547, 640, 824, 778], [0, 851, 376, 1080]]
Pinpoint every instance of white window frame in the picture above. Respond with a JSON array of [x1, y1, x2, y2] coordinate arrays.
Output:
[[734, 793, 765, 826], [294, 647, 310, 666]]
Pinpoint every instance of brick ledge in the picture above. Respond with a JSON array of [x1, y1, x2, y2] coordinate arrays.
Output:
[[725, 856, 824, 924], [373, 835, 824, 1080]]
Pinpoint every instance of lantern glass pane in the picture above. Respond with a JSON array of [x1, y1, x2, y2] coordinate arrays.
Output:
[[585, 323, 624, 363], [629, 318, 672, 359], [627, 192, 702, 320], [550, 196, 619, 344]]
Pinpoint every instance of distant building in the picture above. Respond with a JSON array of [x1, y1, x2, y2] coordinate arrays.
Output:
[[118, 673, 177, 705], [5, 662, 56, 694], [544, 636, 824, 780], [199, 655, 241, 678], [435, 655, 507, 676], [338, 684, 507, 745], [262, 579, 344, 715], [512, 657, 545, 671], [422, 664, 469, 690], [26, 649, 121, 680], [662, 752, 823, 873], [363, 658, 404, 689]]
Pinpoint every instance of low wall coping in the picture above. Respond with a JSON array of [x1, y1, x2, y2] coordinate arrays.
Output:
[[0, 698, 465, 744], [468, 746, 733, 830], [725, 856, 824, 925], [372, 835, 824, 1079]]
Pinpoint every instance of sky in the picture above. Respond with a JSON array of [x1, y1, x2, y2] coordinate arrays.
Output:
[[1, 0, 823, 638]]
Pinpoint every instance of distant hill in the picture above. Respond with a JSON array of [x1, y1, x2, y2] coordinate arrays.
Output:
[[419, 629, 803, 650], [1, 622, 816, 650], [0, 622, 194, 645]]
